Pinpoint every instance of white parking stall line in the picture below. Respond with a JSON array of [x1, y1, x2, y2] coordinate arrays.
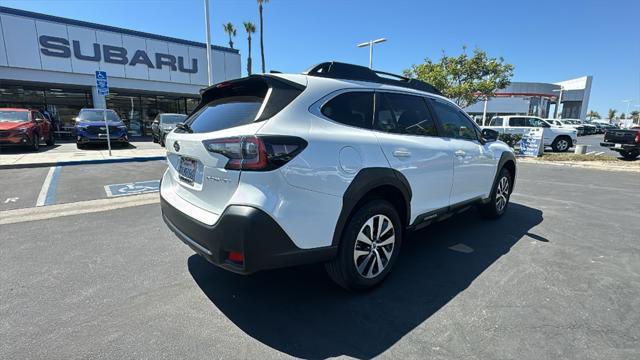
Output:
[[586, 151, 596, 155], [36, 166, 59, 207], [595, 152, 605, 156]]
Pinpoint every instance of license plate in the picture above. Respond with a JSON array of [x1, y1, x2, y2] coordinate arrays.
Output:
[[178, 157, 197, 185], [614, 143, 622, 149], [98, 133, 107, 138]]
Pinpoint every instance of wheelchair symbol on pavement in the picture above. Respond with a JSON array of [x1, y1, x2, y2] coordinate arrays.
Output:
[[104, 180, 160, 197]]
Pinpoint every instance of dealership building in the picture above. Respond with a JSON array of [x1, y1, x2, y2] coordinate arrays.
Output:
[[465, 76, 593, 124], [0, 6, 240, 136]]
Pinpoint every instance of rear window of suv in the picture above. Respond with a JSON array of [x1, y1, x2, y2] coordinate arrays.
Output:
[[184, 77, 304, 134]]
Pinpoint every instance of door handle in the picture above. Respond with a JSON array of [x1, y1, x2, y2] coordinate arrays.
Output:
[[392, 149, 411, 158], [455, 150, 466, 157]]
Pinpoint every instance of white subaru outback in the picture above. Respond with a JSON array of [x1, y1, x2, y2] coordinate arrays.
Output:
[[161, 62, 516, 290]]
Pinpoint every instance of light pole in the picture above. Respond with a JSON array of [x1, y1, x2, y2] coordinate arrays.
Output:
[[204, 0, 213, 86], [552, 86, 564, 119], [622, 99, 632, 116], [482, 97, 489, 126], [357, 38, 386, 69]]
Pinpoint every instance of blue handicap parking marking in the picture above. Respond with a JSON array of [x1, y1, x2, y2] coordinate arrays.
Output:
[[104, 180, 160, 198]]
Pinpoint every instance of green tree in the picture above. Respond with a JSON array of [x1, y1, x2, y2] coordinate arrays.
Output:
[[608, 108, 617, 119], [257, 0, 269, 73], [223, 22, 236, 49], [586, 110, 600, 120], [620, 113, 626, 119], [631, 110, 639, 122], [403, 47, 514, 108], [243, 21, 256, 75]]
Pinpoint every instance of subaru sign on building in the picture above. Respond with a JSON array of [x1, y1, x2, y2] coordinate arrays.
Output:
[[0, 6, 241, 136]]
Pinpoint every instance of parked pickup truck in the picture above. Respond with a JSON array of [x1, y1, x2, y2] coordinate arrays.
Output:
[[485, 116, 578, 152], [600, 126, 640, 160]]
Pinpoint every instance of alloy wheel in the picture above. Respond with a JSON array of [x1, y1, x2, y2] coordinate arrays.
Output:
[[496, 176, 510, 212], [353, 214, 395, 279], [557, 139, 569, 151]]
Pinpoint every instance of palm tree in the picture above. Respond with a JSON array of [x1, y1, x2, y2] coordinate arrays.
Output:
[[243, 21, 256, 75], [223, 22, 236, 49], [586, 110, 600, 120], [608, 108, 617, 120], [257, 0, 268, 73]]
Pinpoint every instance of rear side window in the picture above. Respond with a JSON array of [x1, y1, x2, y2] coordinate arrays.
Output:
[[489, 117, 503, 126], [509, 117, 527, 127], [429, 98, 478, 141], [377, 93, 437, 137], [185, 77, 304, 134], [321, 92, 373, 129]]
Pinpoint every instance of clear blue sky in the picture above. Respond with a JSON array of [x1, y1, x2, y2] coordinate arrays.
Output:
[[3, 0, 639, 116]]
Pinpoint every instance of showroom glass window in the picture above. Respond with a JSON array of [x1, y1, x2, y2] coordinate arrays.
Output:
[[321, 92, 374, 129], [429, 98, 478, 141], [375, 92, 437, 136], [0, 84, 91, 137]]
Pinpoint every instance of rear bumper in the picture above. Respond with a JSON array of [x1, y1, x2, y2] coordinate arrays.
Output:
[[600, 142, 640, 151], [160, 195, 336, 274]]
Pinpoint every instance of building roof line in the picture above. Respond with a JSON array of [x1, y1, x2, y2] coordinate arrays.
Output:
[[0, 6, 239, 54]]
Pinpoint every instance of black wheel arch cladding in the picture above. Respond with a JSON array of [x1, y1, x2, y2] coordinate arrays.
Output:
[[332, 167, 412, 247], [495, 152, 516, 193]]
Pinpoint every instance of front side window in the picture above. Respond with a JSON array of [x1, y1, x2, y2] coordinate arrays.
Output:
[[321, 91, 373, 129], [375, 93, 437, 137], [489, 117, 503, 126], [525, 118, 549, 128], [429, 98, 478, 141]]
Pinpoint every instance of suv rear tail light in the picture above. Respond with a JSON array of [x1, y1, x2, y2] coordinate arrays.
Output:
[[203, 135, 307, 171], [635, 131, 640, 144]]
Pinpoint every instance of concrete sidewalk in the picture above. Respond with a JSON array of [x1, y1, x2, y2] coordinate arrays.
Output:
[[0, 140, 166, 169]]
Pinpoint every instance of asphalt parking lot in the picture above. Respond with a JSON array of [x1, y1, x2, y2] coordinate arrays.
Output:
[[0, 160, 167, 211], [1, 162, 639, 359]]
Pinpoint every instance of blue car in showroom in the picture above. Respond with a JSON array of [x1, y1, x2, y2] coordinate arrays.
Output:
[[75, 108, 129, 149]]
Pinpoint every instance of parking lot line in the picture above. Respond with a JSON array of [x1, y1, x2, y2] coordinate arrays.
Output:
[[35, 166, 61, 207]]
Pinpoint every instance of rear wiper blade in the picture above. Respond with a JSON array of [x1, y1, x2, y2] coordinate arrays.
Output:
[[175, 122, 193, 133]]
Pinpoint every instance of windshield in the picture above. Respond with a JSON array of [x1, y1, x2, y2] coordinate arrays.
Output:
[[77, 110, 121, 122], [161, 114, 187, 125], [0, 110, 29, 122]]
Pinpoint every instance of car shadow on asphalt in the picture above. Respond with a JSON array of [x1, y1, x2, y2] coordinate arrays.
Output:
[[188, 202, 544, 359]]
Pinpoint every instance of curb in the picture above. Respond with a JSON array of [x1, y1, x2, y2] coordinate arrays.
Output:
[[0, 156, 166, 170]]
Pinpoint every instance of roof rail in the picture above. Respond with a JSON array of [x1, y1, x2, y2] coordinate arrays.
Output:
[[304, 61, 443, 96]]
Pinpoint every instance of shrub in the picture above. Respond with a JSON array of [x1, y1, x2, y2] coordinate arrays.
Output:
[[498, 133, 522, 148]]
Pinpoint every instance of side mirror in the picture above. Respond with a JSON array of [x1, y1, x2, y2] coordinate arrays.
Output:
[[481, 128, 499, 142]]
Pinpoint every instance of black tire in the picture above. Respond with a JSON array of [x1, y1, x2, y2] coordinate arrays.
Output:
[[31, 133, 40, 151], [479, 168, 512, 219], [152, 134, 158, 143], [45, 131, 55, 146], [160, 134, 165, 147], [76, 142, 84, 150], [551, 136, 571, 152], [120, 141, 129, 148], [325, 199, 403, 291], [620, 150, 639, 160]]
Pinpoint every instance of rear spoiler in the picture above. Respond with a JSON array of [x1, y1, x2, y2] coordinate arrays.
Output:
[[191, 75, 306, 122]]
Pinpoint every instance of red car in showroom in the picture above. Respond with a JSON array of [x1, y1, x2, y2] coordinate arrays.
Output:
[[0, 108, 55, 151]]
